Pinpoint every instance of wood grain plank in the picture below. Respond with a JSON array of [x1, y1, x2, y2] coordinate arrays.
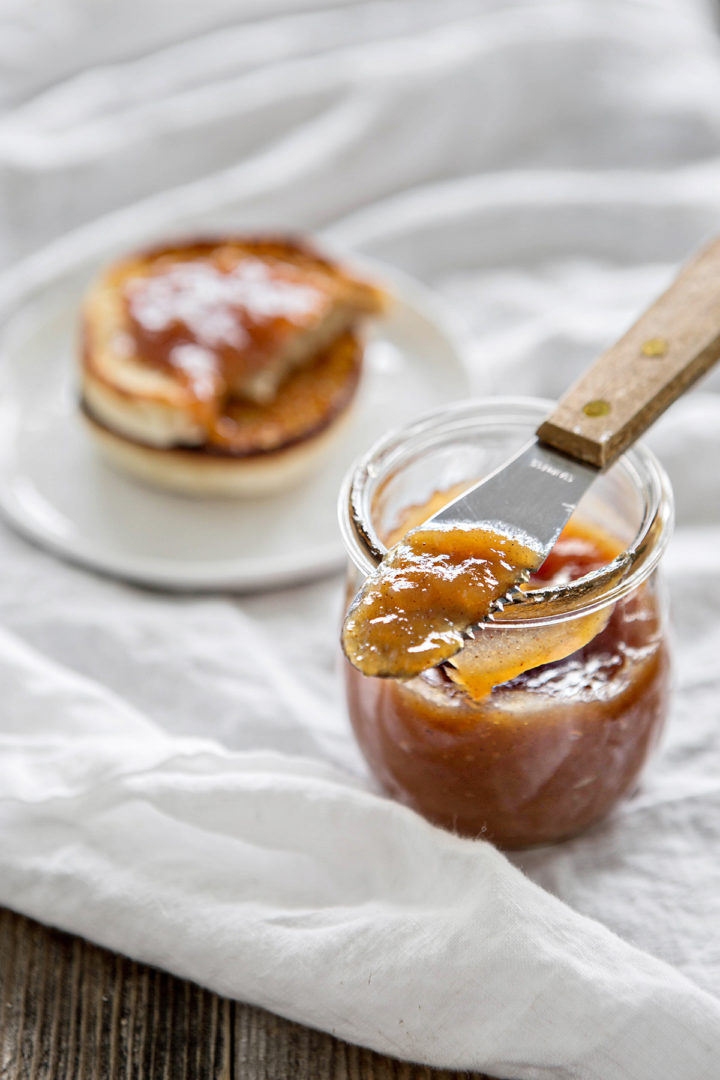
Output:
[[0, 910, 230, 1080], [0, 911, 22, 1078], [0, 909, 494, 1080]]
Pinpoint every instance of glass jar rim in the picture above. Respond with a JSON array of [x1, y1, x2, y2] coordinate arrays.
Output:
[[338, 397, 674, 627]]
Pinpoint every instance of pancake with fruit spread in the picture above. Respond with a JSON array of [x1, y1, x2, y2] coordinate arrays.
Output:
[[80, 236, 386, 496]]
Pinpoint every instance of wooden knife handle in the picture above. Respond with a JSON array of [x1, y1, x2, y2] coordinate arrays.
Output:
[[537, 235, 720, 468]]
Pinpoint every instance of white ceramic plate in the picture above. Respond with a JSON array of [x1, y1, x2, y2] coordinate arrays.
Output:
[[0, 251, 469, 591]]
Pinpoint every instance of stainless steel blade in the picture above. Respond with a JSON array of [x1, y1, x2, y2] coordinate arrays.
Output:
[[431, 439, 599, 563]]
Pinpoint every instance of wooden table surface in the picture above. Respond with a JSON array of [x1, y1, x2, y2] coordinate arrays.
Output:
[[0, 907, 492, 1079]]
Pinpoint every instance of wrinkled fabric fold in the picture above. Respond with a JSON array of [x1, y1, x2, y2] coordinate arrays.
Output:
[[0, 628, 718, 1078]]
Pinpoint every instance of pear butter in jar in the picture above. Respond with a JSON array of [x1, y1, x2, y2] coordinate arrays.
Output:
[[339, 400, 672, 849]]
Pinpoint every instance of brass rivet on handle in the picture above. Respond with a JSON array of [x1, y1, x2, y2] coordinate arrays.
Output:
[[583, 399, 611, 417], [641, 337, 669, 357]]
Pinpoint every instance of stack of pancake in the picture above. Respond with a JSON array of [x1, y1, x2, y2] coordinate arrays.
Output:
[[80, 236, 386, 496]]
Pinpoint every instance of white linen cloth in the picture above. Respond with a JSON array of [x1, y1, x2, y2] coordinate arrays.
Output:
[[1, 1, 720, 1076]]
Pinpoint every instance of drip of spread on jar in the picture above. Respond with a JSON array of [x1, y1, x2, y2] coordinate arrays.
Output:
[[123, 249, 332, 434], [445, 521, 624, 700], [342, 524, 541, 679]]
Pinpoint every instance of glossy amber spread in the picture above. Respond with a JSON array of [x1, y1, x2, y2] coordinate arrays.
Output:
[[124, 245, 334, 407], [342, 525, 539, 677], [203, 332, 361, 455], [344, 509, 669, 848]]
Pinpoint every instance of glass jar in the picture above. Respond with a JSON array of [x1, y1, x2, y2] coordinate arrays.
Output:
[[338, 398, 673, 849]]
